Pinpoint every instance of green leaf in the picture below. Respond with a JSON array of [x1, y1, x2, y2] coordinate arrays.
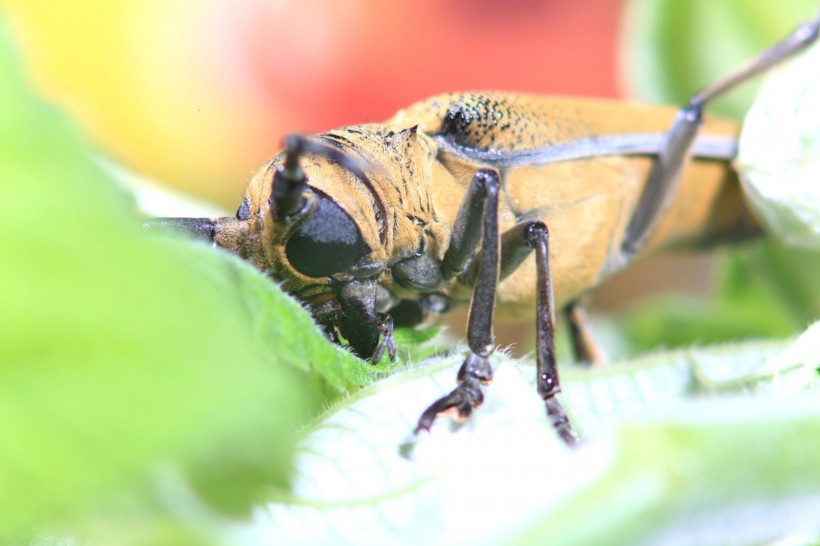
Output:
[[0, 16, 375, 543], [252, 324, 820, 545], [620, 239, 820, 351]]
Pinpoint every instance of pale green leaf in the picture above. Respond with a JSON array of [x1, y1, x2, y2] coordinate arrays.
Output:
[[252, 324, 820, 545], [737, 41, 820, 248]]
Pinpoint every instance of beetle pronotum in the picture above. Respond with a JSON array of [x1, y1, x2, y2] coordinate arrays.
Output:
[[146, 15, 819, 443]]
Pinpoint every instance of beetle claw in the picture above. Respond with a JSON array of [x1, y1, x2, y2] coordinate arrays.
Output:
[[414, 376, 484, 434]]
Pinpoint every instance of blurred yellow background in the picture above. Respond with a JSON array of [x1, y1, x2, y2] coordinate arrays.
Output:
[[3, 0, 621, 206]]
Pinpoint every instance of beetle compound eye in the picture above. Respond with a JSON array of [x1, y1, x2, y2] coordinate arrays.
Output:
[[285, 194, 369, 277]]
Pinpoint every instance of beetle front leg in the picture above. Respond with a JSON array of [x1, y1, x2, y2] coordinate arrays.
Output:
[[440, 169, 498, 280], [416, 169, 500, 433]]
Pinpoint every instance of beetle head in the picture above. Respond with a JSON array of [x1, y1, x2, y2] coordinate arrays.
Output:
[[144, 129, 435, 359]]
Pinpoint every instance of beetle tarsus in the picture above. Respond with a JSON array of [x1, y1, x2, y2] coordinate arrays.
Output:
[[458, 352, 493, 383], [415, 376, 484, 434], [415, 352, 493, 434], [545, 397, 577, 446]]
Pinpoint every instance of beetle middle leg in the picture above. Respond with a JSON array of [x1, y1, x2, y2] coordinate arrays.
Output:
[[529, 223, 575, 444]]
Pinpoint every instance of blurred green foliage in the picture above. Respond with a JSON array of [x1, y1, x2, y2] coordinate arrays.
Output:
[[0, 15, 380, 543], [621, 0, 818, 118]]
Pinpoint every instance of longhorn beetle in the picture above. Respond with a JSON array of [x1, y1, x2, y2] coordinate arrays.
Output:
[[145, 15, 820, 444]]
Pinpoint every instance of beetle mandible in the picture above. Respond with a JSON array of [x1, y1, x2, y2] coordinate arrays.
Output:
[[145, 15, 820, 443]]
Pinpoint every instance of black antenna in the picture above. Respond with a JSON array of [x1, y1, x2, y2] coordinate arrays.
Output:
[[142, 217, 216, 242], [270, 135, 309, 219]]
